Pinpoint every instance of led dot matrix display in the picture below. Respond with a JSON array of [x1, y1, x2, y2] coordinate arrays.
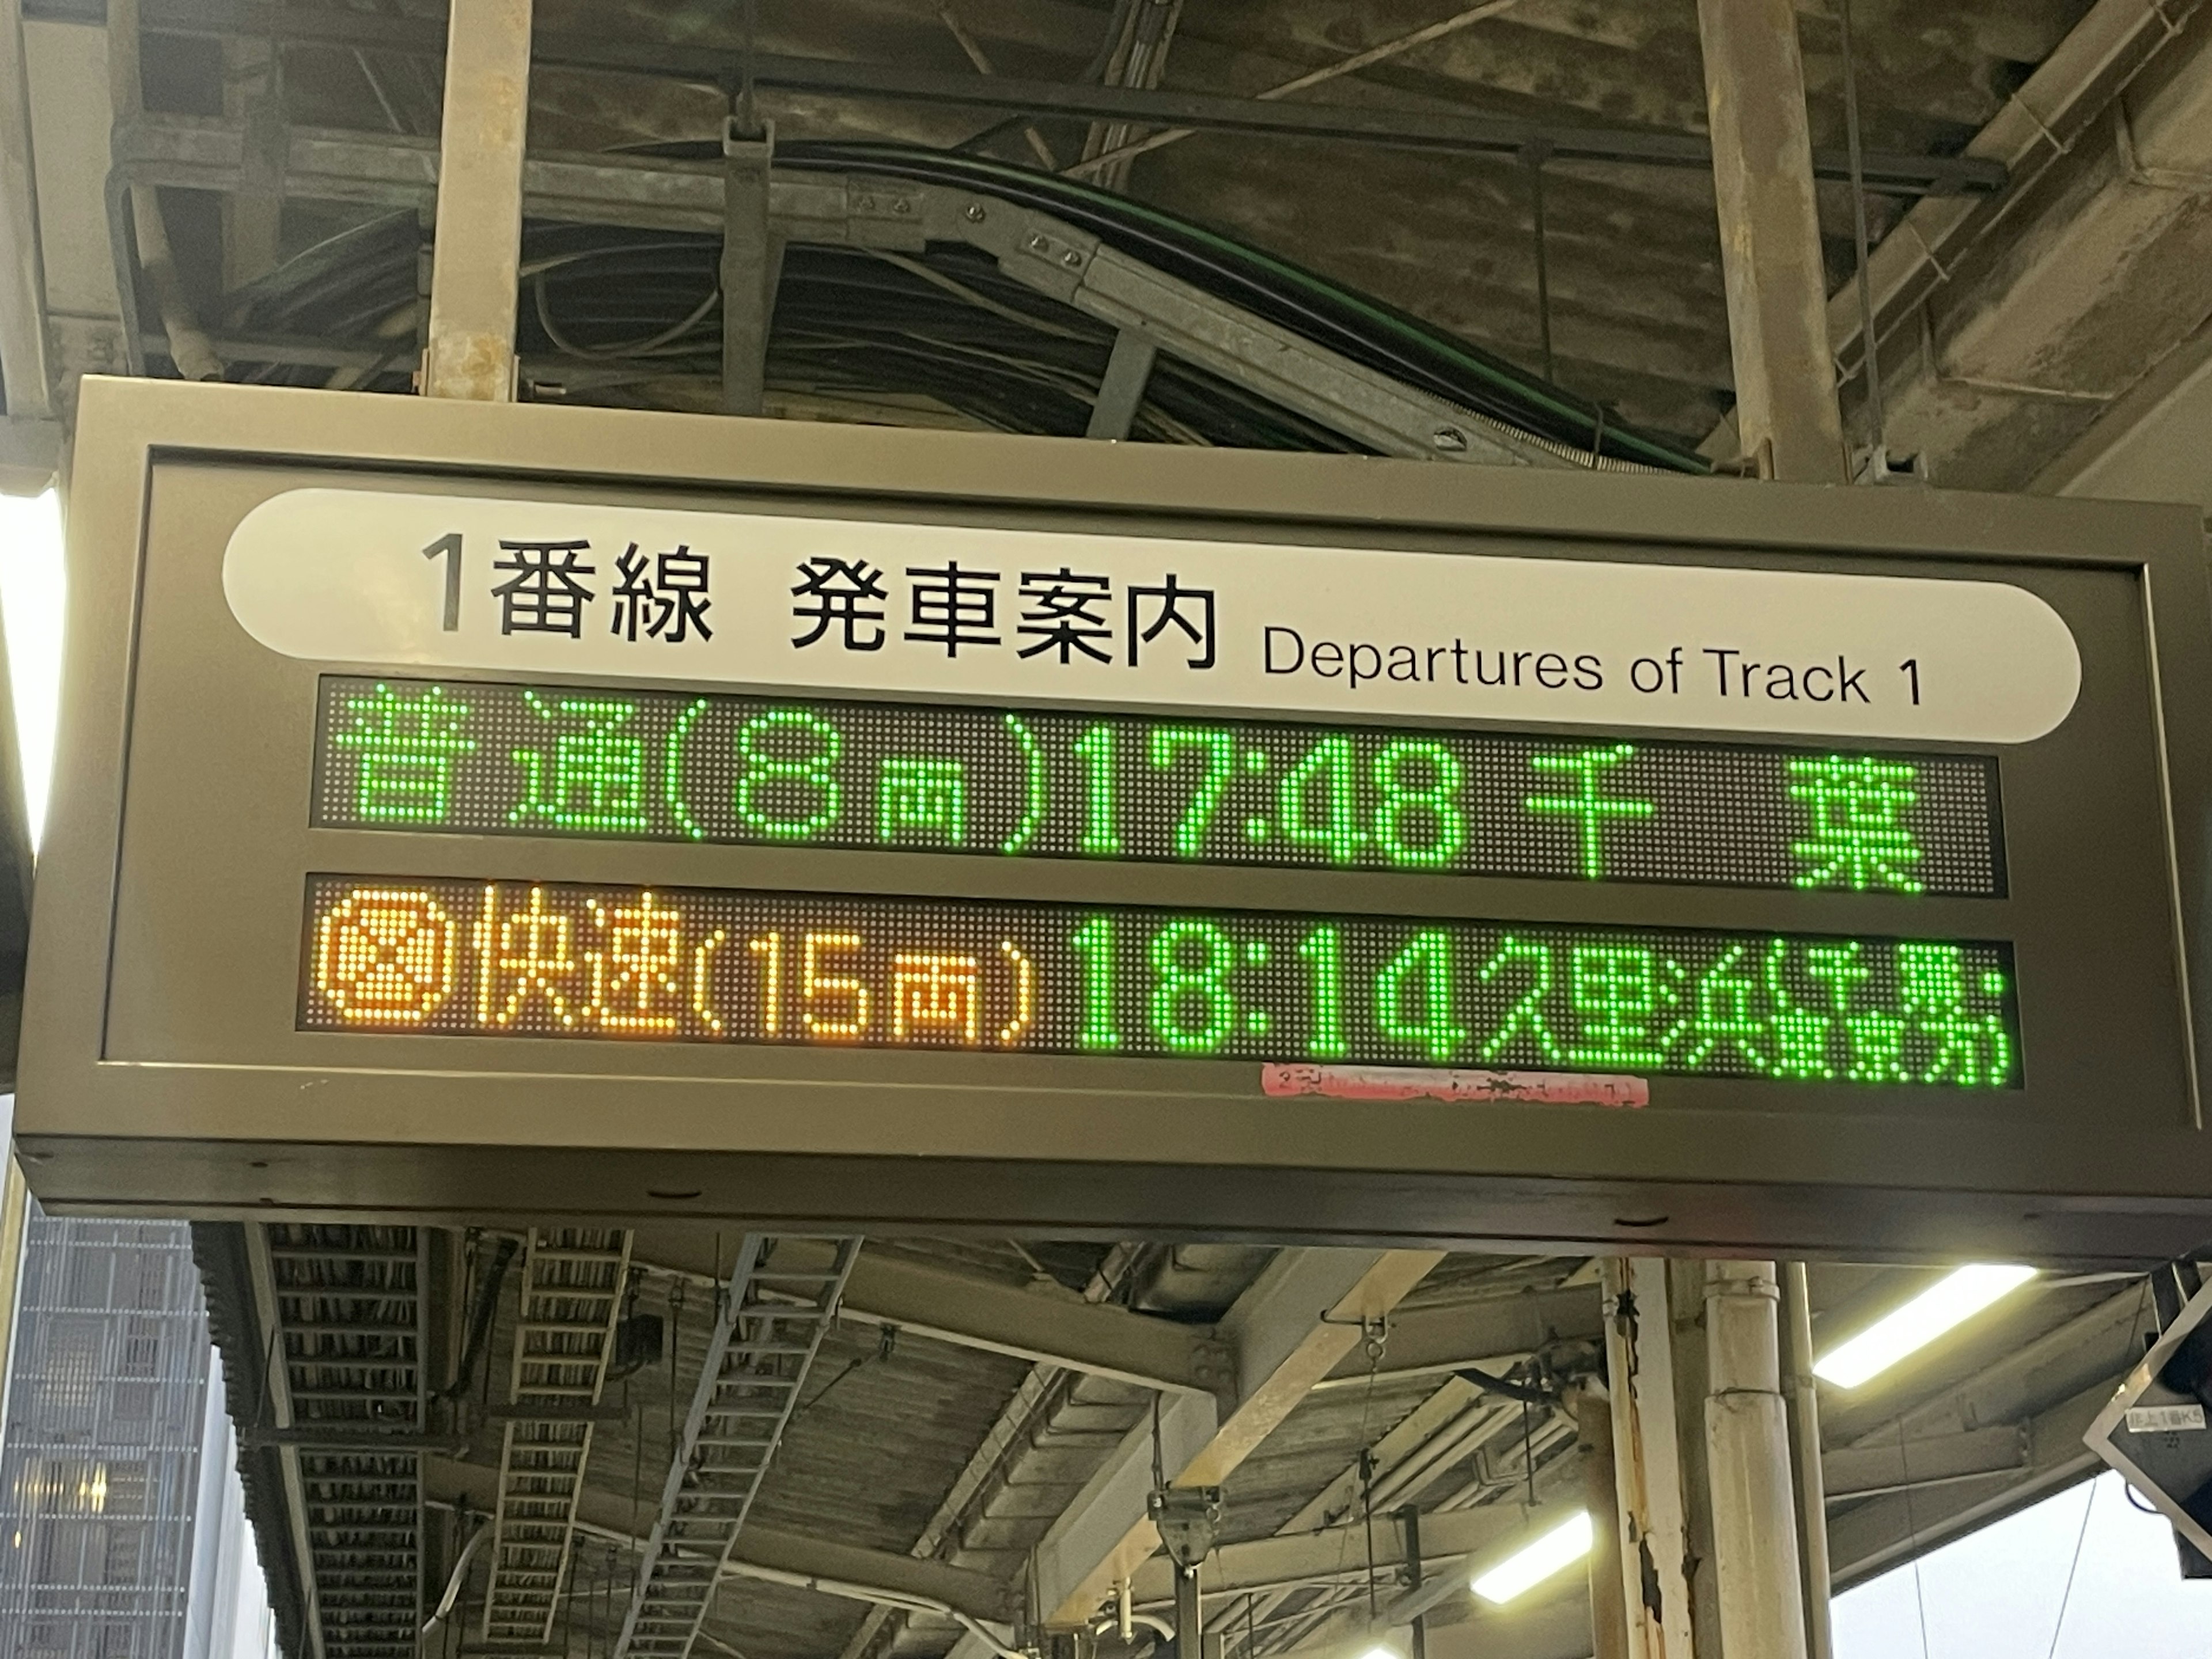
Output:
[[313, 676, 2006, 895], [302, 876, 2021, 1088]]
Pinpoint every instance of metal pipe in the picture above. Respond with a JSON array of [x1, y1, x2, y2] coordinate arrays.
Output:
[[1835, 0, 1884, 465], [721, 1557, 1025, 1659], [421, 0, 531, 400], [1174, 1565, 1202, 1659], [1702, 1262, 1809, 1659], [420, 1513, 491, 1634], [1781, 1264, 1834, 1659]]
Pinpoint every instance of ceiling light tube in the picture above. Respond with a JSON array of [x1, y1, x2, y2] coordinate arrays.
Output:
[[1813, 1264, 2037, 1389], [1469, 1510, 1593, 1605]]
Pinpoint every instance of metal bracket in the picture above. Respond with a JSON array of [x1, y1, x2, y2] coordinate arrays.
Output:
[[1851, 444, 1927, 486], [1086, 328, 1156, 440], [1146, 1485, 1222, 1570], [1319, 1310, 1391, 1366]]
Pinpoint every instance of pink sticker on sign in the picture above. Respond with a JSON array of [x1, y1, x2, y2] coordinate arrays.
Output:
[[1260, 1063, 1647, 1109]]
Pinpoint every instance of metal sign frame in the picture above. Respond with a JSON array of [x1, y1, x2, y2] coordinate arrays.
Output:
[[20, 376, 2212, 1260], [2085, 1277, 2212, 1556]]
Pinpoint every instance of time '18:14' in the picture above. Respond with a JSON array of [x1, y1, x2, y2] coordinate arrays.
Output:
[[1070, 915, 1453, 1061]]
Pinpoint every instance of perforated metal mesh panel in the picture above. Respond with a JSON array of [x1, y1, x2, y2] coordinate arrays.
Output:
[[0, 1211, 211, 1659]]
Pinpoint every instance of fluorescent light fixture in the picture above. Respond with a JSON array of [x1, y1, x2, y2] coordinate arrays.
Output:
[[0, 488, 63, 850], [1356, 1645, 1400, 1659], [1469, 1511, 1593, 1605], [1813, 1264, 2037, 1389]]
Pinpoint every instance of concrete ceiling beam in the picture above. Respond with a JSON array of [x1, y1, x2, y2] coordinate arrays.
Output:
[[1818, 1284, 2155, 1583], [2037, 306, 2212, 505], [1825, 1372, 2118, 1588], [1842, 0, 2212, 486], [841, 1248, 1239, 1397], [630, 1236, 1236, 1395], [1003, 1248, 1444, 1638], [1702, 0, 2212, 483], [1819, 1423, 2028, 1501], [1821, 0, 2202, 381], [1820, 1283, 2150, 1452]]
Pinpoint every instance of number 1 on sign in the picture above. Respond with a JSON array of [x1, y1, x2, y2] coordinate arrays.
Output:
[[1070, 915, 1122, 1049], [1297, 925, 1347, 1059], [423, 532, 463, 631]]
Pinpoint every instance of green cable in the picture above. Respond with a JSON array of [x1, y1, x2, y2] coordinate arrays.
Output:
[[815, 145, 1706, 471]]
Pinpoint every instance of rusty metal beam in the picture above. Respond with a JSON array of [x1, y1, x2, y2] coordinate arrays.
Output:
[[1696, 0, 1846, 482], [421, 0, 528, 400]]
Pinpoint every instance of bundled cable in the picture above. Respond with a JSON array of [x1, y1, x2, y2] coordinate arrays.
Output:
[[215, 140, 1703, 471]]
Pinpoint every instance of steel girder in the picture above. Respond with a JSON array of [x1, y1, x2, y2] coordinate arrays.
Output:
[[249, 1224, 430, 1659], [612, 1236, 861, 1659], [480, 1228, 634, 1644]]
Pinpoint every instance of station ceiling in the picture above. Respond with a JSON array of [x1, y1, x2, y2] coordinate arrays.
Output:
[[21, 0, 2210, 488], [197, 1229, 2160, 1659]]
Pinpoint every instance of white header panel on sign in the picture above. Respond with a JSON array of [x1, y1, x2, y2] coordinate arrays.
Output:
[[223, 487, 2082, 743]]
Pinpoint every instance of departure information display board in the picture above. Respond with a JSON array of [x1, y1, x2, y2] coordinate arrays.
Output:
[[32, 379, 2212, 1256], [301, 876, 2020, 1086], [313, 676, 2005, 895]]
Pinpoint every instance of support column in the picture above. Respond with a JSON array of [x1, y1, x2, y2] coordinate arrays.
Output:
[[1702, 1263, 1808, 1659], [1573, 1380, 1628, 1659], [1691, 8, 1841, 1653], [1780, 1265, 1834, 1659], [422, 0, 531, 402], [0, 0, 51, 423], [1694, 0, 1845, 483], [1603, 1257, 1698, 1659], [1393, 1508, 1429, 1659]]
